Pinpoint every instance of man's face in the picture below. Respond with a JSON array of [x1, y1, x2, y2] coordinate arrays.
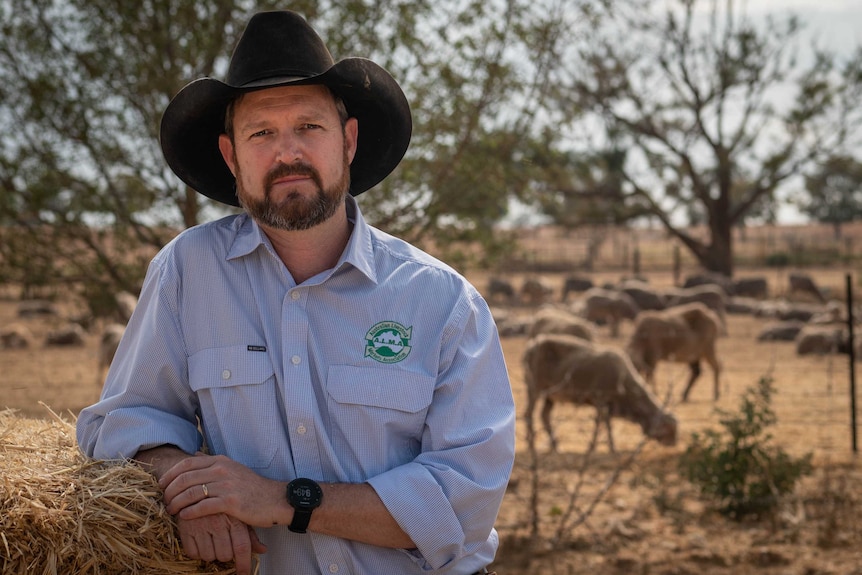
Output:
[[218, 84, 358, 231]]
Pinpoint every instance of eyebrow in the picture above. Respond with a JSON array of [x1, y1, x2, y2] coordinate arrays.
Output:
[[237, 110, 332, 134]]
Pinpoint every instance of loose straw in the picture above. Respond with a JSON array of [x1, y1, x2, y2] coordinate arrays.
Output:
[[0, 405, 253, 575]]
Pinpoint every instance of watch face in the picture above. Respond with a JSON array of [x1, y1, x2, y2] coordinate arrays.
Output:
[[289, 478, 322, 509]]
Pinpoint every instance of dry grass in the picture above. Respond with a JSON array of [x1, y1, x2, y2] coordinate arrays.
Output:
[[0, 406, 245, 575]]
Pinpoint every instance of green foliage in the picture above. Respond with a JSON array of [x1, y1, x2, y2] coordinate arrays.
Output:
[[764, 252, 790, 267], [679, 377, 813, 520]]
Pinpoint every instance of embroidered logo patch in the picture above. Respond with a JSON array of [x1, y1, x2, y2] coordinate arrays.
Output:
[[365, 321, 412, 364]]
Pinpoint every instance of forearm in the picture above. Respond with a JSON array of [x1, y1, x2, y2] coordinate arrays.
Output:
[[311, 482, 414, 549], [135, 445, 195, 481], [157, 453, 414, 549]]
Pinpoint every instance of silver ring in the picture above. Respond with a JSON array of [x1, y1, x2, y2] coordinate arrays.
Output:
[[202, 483, 209, 498]]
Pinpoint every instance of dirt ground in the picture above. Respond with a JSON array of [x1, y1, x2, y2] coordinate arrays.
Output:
[[2, 269, 862, 574]]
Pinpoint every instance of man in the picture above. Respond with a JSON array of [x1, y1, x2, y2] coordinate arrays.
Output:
[[76, 10, 515, 575]]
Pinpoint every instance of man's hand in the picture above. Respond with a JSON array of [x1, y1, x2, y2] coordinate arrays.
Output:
[[175, 513, 267, 575], [159, 453, 292, 528]]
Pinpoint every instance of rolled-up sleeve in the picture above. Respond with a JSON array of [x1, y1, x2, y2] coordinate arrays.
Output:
[[76, 254, 202, 460], [367, 294, 515, 570]]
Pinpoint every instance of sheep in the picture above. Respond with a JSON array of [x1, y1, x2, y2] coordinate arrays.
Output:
[[625, 302, 722, 402], [44, 323, 86, 347], [487, 277, 517, 304], [520, 276, 554, 306], [96, 323, 126, 384], [576, 287, 639, 338], [561, 275, 594, 302], [618, 279, 667, 311], [733, 277, 769, 299], [795, 326, 845, 356], [756, 320, 805, 342], [788, 272, 826, 303], [665, 284, 728, 333], [0, 323, 33, 349], [527, 306, 595, 342], [683, 272, 735, 296], [522, 333, 678, 453]]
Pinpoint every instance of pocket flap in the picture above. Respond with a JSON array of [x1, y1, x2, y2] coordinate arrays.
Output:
[[189, 345, 275, 391], [326, 365, 434, 413]]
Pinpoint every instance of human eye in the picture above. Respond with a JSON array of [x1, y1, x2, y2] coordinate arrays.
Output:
[[249, 128, 271, 138]]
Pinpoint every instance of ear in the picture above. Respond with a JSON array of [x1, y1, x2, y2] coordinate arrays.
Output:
[[344, 117, 359, 165], [218, 133, 237, 176]]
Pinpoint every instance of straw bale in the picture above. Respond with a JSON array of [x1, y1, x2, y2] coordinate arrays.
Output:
[[0, 406, 253, 574]]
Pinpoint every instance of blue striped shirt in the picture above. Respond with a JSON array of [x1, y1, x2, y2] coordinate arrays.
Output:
[[76, 196, 516, 575]]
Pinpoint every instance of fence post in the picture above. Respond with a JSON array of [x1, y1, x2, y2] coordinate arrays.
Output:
[[846, 273, 858, 454]]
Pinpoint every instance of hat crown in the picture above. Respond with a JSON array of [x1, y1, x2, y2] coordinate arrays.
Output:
[[226, 11, 334, 87]]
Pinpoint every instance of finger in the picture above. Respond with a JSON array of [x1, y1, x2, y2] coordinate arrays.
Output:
[[179, 529, 200, 560], [212, 520, 236, 563], [168, 483, 217, 517], [248, 526, 268, 554], [162, 466, 213, 507], [159, 454, 213, 489], [229, 521, 254, 575], [193, 530, 217, 563]]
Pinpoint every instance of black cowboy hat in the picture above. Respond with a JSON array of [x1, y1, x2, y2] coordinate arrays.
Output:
[[159, 10, 412, 207]]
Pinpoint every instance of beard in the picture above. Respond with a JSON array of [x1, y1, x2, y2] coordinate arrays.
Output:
[[235, 145, 351, 231]]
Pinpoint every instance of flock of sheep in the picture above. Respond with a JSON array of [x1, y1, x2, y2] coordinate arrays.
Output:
[[493, 271, 848, 452], [0, 291, 135, 385]]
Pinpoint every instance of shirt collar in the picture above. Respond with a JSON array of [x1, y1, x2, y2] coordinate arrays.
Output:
[[226, 195, 378, 284]]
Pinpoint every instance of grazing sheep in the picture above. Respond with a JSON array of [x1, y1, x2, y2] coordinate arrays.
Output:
[[625, 302, 722, 402], [527, 306, 595, 342], [726, 296, 759, 315], [96, 323, 126, 384], [733, 277, 769, 299], [561, 275, 594, 302], [788, 272, 826, 303], [487, 277, 517, 304], [577, 287, 640, 338], [0, 323, 33, 349], [795, 326, 845, 356], [683, 272, 735, 296], [754, 300, 821, 322], [665, 284, 728, 332], [522, 333, 678, 453], [44, 323, 86, 347], [756, 320, 805, 342], [17, 299, 59, 318], [520, 276, 554, 306], [618, 280, 667, 311]]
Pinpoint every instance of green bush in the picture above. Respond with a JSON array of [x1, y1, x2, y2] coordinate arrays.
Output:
[[679, 377, 813, 520], [764, 252, 790, 267]]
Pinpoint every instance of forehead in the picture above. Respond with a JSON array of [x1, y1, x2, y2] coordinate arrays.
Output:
[[234, 84, 337, 118]]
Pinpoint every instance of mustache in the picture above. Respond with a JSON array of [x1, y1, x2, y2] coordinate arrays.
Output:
[[264, 162, 321, 190]]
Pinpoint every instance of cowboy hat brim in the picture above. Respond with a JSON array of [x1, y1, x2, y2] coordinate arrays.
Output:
[[159, 57, 412, 207]]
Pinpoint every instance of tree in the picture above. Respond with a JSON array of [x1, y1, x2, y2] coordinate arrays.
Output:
[[0, 0, 291, 310], [796, 155, 862, 239], [0, 0, 591, 310], [554, 0, 862, 276]]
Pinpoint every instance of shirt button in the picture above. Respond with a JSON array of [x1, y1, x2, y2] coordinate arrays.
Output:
[[291, 290, 301, 301], [221, 369, 231, 380], [291, 355, 301, 365], [328, 564, 339, 574], [297, 424, 306, 435]]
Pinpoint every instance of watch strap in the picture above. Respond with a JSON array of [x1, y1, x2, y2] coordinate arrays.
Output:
[[288, 508, 313, 534]]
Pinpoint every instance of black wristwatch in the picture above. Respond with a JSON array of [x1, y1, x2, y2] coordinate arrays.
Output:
[[286, 478, 323, 534]]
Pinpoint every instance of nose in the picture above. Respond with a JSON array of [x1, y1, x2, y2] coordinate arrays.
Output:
[[275, 131, 303, 164]]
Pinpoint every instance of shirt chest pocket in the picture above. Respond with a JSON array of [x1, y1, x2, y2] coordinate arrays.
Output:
[[326, 366, 435, 459], [189, 346, 279, 469]]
